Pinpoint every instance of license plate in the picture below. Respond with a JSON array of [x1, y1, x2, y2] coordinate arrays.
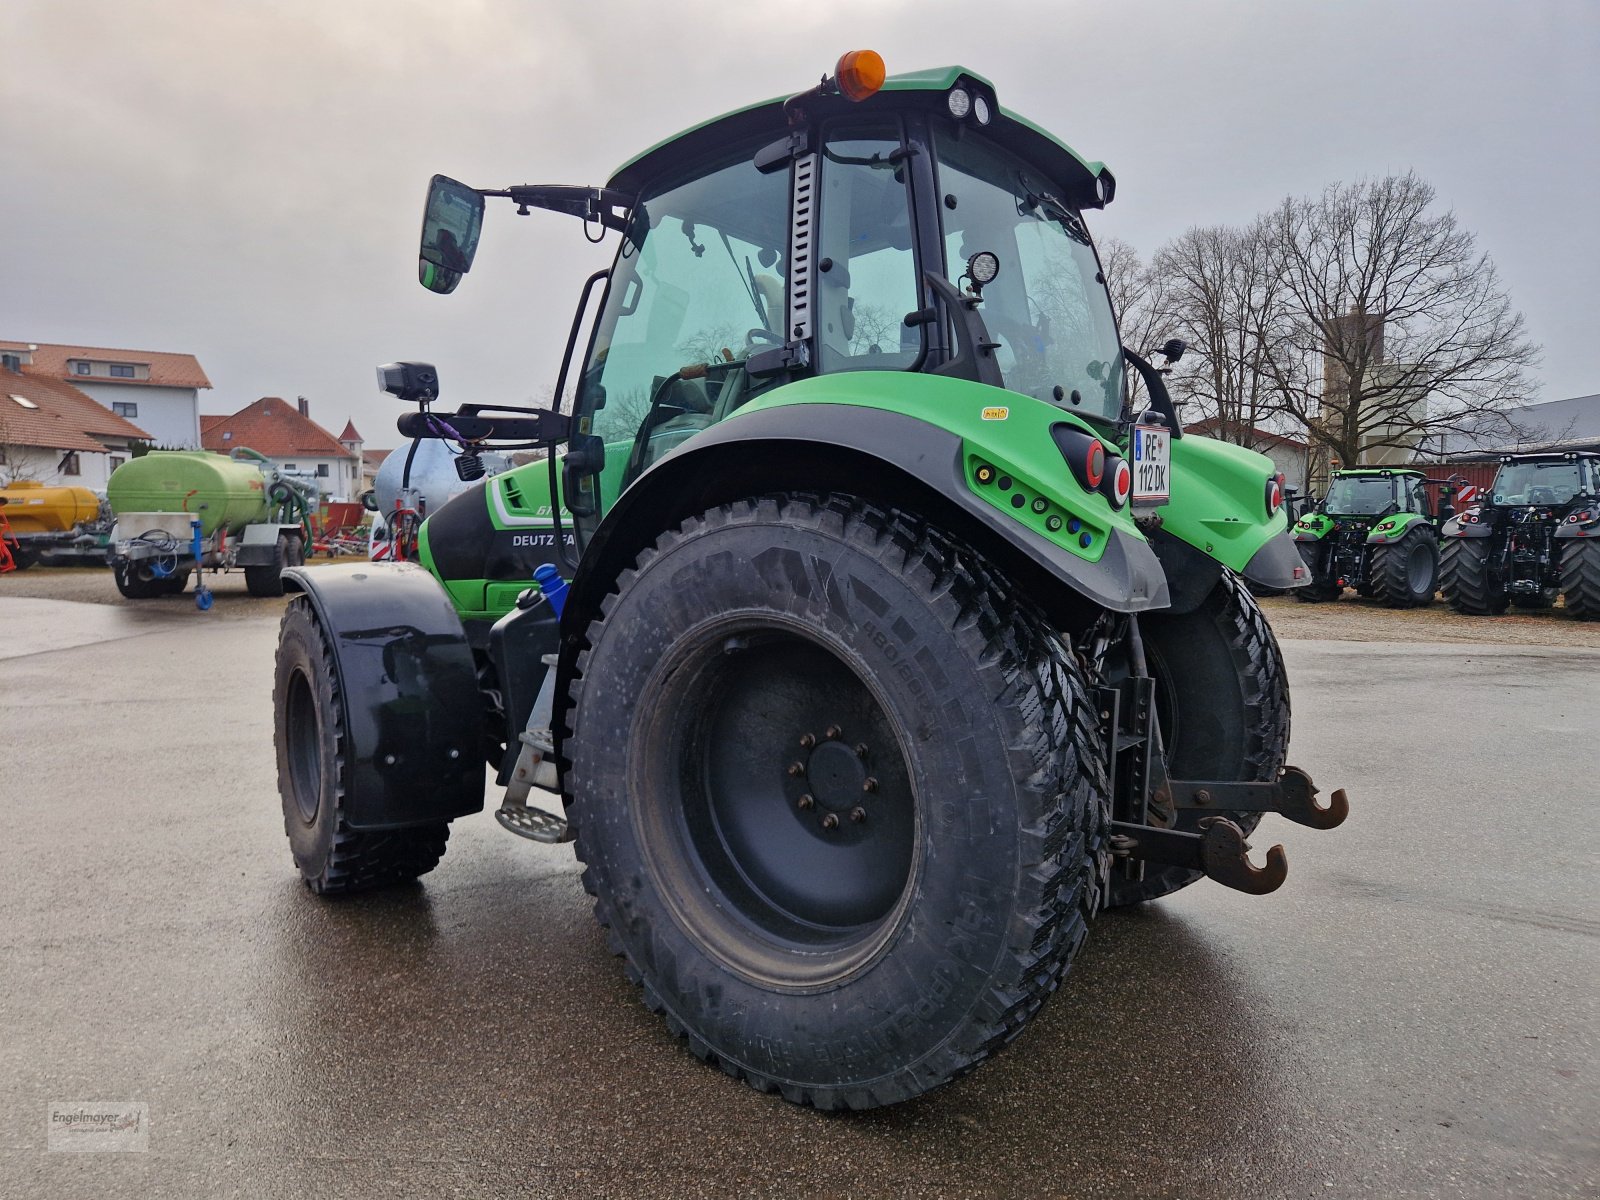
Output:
[[1131, 424, 1170, 506]]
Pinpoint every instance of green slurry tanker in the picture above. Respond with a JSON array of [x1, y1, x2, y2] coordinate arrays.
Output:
[[108, 450, 315, 605], [269, 52, 1350, 1109]]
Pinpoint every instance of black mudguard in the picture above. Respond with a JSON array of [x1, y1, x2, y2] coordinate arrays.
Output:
[[1242, 531, 1314, 591], [282, 562, 485, 830], [1441, 516, 1493, 538]]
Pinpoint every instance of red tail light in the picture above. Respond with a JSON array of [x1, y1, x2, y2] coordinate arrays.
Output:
[[1266, 475, 1283, 517], [1108, 457, 1131, 508]]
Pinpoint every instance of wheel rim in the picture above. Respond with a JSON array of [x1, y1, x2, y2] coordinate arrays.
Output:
[[634, 622, 918, 989], [1406, 542, 1432, 592], [284, 668, 322, 824]]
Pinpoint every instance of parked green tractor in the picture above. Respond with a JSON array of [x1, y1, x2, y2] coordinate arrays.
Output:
[[1440, 451, 1600, 617], [1290, 467, 1446, 606], [271, 53, 1347, 1109]]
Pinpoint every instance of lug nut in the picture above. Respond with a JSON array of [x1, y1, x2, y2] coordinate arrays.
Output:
[[787, 762, 805, 777], [797, 794, 815, 810], [863, 776, 879, 793], [854, 743, 869, 759], [821, 812, 839, 830], [825, 724, 843, 740], [799, 733, 816, 749], [849, 806, 867, 824]]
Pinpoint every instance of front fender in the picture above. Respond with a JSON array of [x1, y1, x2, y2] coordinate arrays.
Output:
[[282, 562, 485, 830], [1292, 512, 1334, 542]]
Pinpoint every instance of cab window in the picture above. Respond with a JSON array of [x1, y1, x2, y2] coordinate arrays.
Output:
[[814, 122, 922, 374]]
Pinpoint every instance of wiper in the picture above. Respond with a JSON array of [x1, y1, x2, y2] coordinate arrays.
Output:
[[1019, 187, 1091, 245]]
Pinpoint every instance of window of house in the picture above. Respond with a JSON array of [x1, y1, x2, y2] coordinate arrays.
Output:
[[222, 431, 232, 441], [74, 362, 90, 375], [316, 463, 329, 477], [109, 455, 126, 471], [112, 401, 138, 418], [9, 394, 38, 409], [283, 463, 297, 471], [60, 452, 81, 476], [109, 364, 135, 378]]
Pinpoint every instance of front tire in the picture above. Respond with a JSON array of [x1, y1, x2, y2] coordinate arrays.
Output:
[[1440, 537, 1508, 614], [1559, 539, 1600, 620], [1292, 542, 1340, 602], [1107, 571, 1290, 907], [1370, 526, 1439, 607], [563, 496, 1108, 1109], [273, 597, 449, 893]]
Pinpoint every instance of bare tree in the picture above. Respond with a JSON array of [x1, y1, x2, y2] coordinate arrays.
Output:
[[1097, 236, 1167, 406], [1149, 220, 1287, 447], [1256, 172, 1537, 466]]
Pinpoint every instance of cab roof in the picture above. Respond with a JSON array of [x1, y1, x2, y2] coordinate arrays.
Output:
[[606, 64, 1112, 207], [1332, 467, 1425, 477]]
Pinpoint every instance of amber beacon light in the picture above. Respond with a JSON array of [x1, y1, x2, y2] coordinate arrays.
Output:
[[836, 50, 886, 101]]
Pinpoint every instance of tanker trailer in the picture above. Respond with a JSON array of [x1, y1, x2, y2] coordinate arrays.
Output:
[[106, 449, 316, 601], [0, 481, 103, 570]]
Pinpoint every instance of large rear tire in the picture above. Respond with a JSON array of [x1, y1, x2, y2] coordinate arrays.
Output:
[[1560, 539, 1600, 620], [1440, 537, 1508, 614], [1370, 525, 1439, 608], [1107, 571, 1290, 908], [273, 597, 449, 893], [563, 495, 1108, 1109]]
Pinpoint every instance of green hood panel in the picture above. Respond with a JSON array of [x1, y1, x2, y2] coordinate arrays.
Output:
[[1366, 510, 1429, 544]]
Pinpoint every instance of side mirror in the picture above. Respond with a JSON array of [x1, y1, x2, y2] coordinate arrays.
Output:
[[419, 175, 484, 294]]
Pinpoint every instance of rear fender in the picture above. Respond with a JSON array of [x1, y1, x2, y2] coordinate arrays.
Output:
[[1442, 515, 1493, 538], [1151, 434, 1298, 588], [1366, 511, 1429, 545], [282, 562, 485, 830]]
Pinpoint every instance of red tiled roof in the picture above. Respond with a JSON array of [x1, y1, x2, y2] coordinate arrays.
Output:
[[0, 369, 144, 453], [12, 368, 151, 441], [1187, 418, 1309, 451], [0, 340, 212, 389], [200, 397, 357, 460], [338, 419, 362, 443], [362, 448, 392, 469]]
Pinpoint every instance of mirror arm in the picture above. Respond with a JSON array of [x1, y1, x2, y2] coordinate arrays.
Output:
[[1121, 346, 1185, 439], [486, 185, 634, 232]]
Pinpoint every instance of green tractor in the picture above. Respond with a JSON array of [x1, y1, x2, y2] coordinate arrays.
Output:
[[1440, 451, 1600, 616], [1289, 467, 1445, 606], [271, 53, 1347, 1109]]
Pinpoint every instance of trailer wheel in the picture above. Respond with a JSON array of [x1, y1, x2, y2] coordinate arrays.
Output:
[[1371, 526, 1439, 607], [246, 533, 297, 598], [1440, 537, 1508, 614], [1106, 571, 1289, 907], [112, 559, 168, 599], [273, 597, 449, 893], [564, 495, 1108, 1109], [162, 569, 191, 595], [1559, 539, 1600, 620]]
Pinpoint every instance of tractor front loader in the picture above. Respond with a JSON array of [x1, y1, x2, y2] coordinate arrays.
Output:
[[270, 52, 1348, 1109]]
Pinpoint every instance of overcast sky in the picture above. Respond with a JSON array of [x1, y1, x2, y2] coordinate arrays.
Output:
[[4, 0, 1596, 447]]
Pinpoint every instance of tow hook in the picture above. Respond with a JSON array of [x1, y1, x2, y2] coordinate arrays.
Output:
[[1168, 766, 1350, 830], [1109, 817, 1289, 895]]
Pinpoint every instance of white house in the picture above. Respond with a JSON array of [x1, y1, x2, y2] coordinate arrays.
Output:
[[0, 355, 152, 489], [0, 340, 211, 449]]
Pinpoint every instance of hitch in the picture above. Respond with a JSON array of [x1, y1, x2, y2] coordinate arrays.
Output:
[[1109, 817, 1288, 896], [1167, 766, 1349, 830]]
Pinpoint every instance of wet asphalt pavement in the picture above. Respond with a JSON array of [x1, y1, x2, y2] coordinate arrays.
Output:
[[0, 596, 1595, 1199]]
